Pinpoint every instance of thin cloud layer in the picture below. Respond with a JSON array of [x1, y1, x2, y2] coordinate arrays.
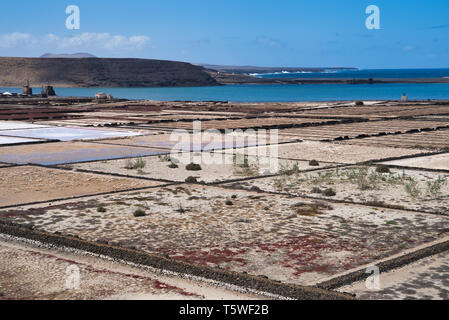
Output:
[[0, 32, 36, 48], [0, 32, 150, 51]]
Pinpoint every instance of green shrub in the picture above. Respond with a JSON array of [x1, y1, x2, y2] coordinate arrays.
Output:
[[225, 200, 234, 206], [233, 154, 259, 176], [133, 209, 146, 217], [291, 201, 333, 216], [185, 176, 198, 183], [233, 153, 250, 168], [97, 206, 107, 213], [273, 178, 284, 190], [376, 165, 391, 173], [125, 158, 146, 170], [311, 187, 322, 194], [404, 179, 420, 197], [322, 188, 336, 197], [345, 167, 372, 190], [279, 162, 301, 175], [158, 155, 171, 162], [168, 162, 179, 169], [309, 160, 320, 167], [311, 171, 335, 185], [426, 176, 447, 197], [186, 163, 202, 171]]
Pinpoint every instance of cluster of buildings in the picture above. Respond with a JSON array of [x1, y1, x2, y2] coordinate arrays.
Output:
[[1, 82, 56, 98]]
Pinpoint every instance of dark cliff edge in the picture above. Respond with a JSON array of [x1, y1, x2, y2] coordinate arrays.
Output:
[[0, 57, 218, 88]]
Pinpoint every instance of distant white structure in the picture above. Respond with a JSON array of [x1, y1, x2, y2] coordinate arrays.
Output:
[[95, 92, 112, 100], [401, 93, 408, 102], [1, 92, 13, 96], [95, 92, 107, 99]]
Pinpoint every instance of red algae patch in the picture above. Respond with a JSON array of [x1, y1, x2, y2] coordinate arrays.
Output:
[[2, 185, 448, 285]]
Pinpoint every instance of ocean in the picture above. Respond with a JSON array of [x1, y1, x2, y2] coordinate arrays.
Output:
[[1, 69, 449, 102], [253, 68, 449, 79]]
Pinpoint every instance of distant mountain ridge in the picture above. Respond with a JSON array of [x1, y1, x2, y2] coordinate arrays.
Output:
[[0, 57, 217, 87], [40, 53, 97, 58]]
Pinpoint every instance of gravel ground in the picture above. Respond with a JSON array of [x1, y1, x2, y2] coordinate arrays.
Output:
[[69, 152, 329, 183], [2, 185, 448, 286], [222, 141, 422, 164], [0, 235, 265, 300], [224, 166, 449, 214], [94, 132, 295, 152], [1, 104, 448, 300], [339, 250, 449, 300], [0, 166, 163, 207], [383, 153, 449, 171]]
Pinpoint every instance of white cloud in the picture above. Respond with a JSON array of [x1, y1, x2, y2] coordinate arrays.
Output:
[[0, 32, 150, 51], [44, 33, 60, 43], [0, 32, 36, 48], [55, 33, 150, 50], [257, 37, 279, 47]]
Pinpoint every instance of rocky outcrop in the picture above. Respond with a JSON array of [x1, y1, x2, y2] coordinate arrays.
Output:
[[0, 57, 218, 87]]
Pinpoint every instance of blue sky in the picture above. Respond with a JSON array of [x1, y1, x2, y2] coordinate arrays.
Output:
[[1, 0, 448, 68]]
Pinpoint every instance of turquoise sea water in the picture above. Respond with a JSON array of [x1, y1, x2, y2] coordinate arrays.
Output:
[[254, 68, 449, 79], [2, 83, 449, 102]]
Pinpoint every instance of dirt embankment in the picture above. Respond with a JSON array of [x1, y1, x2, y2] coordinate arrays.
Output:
[[0, 57, 218, 88]]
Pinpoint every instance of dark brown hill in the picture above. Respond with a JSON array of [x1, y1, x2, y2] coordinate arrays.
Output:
[[0, 57, 218, 87]]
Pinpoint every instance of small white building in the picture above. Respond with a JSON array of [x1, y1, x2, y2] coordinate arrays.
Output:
[[95, 92, 113, 100], [95, 92, 107, 99]]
